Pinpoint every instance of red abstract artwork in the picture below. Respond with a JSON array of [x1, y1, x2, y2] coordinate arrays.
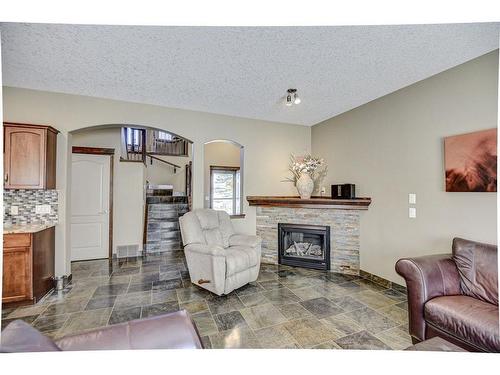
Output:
[[444, 128, 497, 192]]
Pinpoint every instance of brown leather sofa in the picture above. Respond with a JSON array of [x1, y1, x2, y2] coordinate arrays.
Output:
[[1, 309, 203, 352], [396, 238, 499, 352]]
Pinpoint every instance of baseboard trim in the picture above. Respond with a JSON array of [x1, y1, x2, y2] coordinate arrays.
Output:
[[359, 269, 406, 293]]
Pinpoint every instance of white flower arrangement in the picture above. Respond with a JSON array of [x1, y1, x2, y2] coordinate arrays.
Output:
[[284, 153, 328, 193]]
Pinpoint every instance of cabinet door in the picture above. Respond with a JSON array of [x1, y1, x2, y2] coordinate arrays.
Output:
[[2, 246, 32, 303], [4, 126, 46, 189]]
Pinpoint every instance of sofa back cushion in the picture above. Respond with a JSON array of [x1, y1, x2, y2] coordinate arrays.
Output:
[[452, 237, 498, 305]]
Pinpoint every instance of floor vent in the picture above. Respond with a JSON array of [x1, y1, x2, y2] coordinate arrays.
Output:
[[116, 244, 141, 258]]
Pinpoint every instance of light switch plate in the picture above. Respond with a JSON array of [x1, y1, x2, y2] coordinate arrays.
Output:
[[408, 193, 416, 204], [10, 206, 19, 215], [409, 207, 417, 218]]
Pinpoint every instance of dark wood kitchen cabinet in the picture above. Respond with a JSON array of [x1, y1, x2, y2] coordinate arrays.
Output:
[[2, 227, 55, 305], [3, 122, 58, 189]]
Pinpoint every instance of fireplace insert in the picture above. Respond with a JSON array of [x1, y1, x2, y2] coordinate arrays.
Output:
[[278, 223, 330, 270]]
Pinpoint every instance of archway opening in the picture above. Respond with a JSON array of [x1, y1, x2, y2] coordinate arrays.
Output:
[[69, 124, 193, 261], [203, 139, 244, 217]]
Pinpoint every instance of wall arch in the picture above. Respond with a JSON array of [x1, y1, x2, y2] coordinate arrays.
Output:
[[68, 123, 194, 267], [203, 139, 245, 217]]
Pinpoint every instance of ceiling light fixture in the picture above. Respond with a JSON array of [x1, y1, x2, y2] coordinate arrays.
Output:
[[294, 92, 301, 105], [285, 88, 300, 106]]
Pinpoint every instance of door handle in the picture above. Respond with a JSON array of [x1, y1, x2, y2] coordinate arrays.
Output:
[[4, 173, 8, 183], [98, 210, 109, 214]]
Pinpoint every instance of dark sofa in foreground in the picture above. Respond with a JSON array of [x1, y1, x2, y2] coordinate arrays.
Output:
[[396, 238, 499, 352], [1, 309, 203, 352]]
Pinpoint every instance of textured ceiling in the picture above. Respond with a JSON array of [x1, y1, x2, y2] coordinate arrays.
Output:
[[1, 23, 499, 126]]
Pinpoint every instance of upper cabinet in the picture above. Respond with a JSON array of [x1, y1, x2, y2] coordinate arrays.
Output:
[[4, 123, 59, 189]]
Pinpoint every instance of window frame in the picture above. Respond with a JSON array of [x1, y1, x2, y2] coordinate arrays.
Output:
[[209, 165, 242, 217]]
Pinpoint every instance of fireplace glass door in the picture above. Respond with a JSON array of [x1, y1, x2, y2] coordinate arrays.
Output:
[[278, 223, 330, 270]]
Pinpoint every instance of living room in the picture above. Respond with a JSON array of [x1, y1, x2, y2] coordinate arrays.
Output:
[[1, 2, 499, 374]]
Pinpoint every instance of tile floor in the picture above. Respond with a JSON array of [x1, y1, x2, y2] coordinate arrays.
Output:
[[1, 250, 412, 350]]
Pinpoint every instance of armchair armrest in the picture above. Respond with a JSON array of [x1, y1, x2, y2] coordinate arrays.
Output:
[[229, 234, 262, 248], [395, 254, 461, 342], [185, 243, 225, 257]]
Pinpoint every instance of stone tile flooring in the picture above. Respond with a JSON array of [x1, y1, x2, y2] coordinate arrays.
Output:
[[1, 250, 412, 350]]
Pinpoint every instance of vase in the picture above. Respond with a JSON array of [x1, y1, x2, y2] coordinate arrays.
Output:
[[296, 173, 314, 199]]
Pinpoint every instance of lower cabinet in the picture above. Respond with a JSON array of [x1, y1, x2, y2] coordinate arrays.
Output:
[[2, 227, 55, 305], [2, 246, 32, 303]]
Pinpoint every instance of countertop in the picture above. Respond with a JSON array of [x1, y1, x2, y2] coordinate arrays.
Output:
[[4, 223, 56, 234]]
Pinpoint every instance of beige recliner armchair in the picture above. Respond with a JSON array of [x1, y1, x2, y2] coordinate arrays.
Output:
[[179, 209, 262, 295]]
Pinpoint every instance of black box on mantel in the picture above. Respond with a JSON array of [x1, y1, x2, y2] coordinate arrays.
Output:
[[331, 184, 356, 199]]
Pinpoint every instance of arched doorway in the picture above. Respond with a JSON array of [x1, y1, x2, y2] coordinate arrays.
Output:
[[69, 124, 193, 261], [203, 139, 244, 217]]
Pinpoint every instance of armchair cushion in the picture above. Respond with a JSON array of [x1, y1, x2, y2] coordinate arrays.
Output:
[[186, 243, 225, 257], [452, 238, 498, 305], [425, 295, 500, 352], [196, 208, 220, 229], [225, 245, 260, 276], [229, 234, 262, 248], [180, 209, 234, 248], [204, 228, 224, 248], [179, 212, 206, 246]]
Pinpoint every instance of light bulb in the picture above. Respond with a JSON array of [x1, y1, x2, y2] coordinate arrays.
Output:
[[285, 94, 293, 106], [294, 93, 301, 104]]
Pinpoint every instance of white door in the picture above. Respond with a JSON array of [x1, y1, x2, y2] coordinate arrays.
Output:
[[71, 153, 110, 261]]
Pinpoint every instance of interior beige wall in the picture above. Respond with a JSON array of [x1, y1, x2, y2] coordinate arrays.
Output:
[[311, 51, 498, 284], [2, 86, 311, 275], [71, 127, 146, 255], [203, 141, 242, 209], [145, 153, 192, 193]]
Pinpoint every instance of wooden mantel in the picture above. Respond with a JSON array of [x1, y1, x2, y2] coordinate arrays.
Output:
[[246, 196, 372, 210]]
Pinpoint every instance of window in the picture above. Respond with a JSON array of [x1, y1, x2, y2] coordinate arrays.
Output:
[[210, 166, 241, 216], [124, 127, 144, 153], [156, 131, 173, 141]]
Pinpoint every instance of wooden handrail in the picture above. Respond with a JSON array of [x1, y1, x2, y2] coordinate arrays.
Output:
[[147, 153, 181, 169]]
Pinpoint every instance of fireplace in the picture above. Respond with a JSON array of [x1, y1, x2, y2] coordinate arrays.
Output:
[[278, 223, 330, 270]]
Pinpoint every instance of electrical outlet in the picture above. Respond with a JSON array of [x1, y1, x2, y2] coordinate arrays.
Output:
[[10, 206, 19, 215], [35, 205, 51, 214]]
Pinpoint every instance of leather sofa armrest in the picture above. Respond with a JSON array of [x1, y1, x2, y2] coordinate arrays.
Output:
[[55, 310, 203, 350], [229, 234, 262, 248], [185, 243, 225, 257], [395, 254, 461, 342]]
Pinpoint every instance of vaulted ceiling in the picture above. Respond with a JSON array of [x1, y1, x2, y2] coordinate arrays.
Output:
[[1, 23, 499, 126]]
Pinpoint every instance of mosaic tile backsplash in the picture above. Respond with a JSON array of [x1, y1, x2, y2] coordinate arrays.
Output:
[[4, 189, 59, 225]]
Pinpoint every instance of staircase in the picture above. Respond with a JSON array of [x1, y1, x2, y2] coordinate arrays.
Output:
[[144, 187, 189, 254]]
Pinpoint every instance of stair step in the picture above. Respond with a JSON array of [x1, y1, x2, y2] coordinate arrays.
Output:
[[146, 196, 188, 204], [147, 221, 179, 231], [147, 212, 179, 220], [148, 204, 179, 211], [144, 242, 182, 252], [146, 189, 173, 196], [146, 230, 180, 240]]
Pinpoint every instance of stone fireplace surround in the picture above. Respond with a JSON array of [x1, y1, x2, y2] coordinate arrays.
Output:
[[247, 196, 371, 275]]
